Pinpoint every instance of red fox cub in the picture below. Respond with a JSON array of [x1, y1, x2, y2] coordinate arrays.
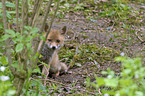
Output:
[[38, 25, 68, 77]]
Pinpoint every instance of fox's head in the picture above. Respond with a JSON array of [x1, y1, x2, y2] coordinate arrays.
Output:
[[45, 26, 67, 50]]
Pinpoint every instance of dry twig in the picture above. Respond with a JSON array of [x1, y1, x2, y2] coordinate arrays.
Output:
[[135, 31, 144, 43]]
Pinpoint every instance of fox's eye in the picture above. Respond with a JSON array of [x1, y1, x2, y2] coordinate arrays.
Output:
[[48, 39, 52, 42], [56, 40, 60, 43]]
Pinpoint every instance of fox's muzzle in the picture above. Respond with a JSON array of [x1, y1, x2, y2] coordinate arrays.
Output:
[[52, 46, 56, 50]]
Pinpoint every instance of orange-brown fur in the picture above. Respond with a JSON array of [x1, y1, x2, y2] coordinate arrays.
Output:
[[38, 26, 67, 77]]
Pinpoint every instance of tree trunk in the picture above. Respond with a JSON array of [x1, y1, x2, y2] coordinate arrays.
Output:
[[13, 77, 25, 96]]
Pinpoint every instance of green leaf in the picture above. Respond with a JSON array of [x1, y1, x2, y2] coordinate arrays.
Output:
[[40, 35, 45, 40], [86, 77, 90, 86], [123, 69, 132, 75], [32, 69, 40, 73], [30, 27, 39, 35], [119, 79, 133, 87], [120, 4, 126, 8], [5, 29, 16, 37], [64, 3, 70, 8], [11, 62, 18, 68], [15, 32, 20, 36], [0, 22, 3, 28], [39, 54, 43, 58], [104, 78, 118, 88], [39, 82, 46, 90], [102, 90, 115, 95], [7, 11, 16, 14], [7, 90, 16, 96], [53, 84, 57, 90], [96, 77, 105, 87], [134, 58, 141, 66], [115, 56, 125, 62], [1, 34, 10, 41], [26, 43, 32, 49], [14, 35, 24, 42], [26, 36, 33, 42], [15, 43, 24, 52], [39, 61, 50, 68], [0, 3, 2, 8], [24, 26, 32, 30], [6, 1, 15, 8], [31, 80, 37, 85], [101, 71, 108, 75], [135, 91, 144, 96], [75, 63, 82, 67], [0, 56, 8, 65], [6, 12, 12, 19], [24, 29, 29, 33]]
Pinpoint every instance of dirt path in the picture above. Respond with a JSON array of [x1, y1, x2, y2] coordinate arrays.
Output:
[[38, 2, 145, 95]]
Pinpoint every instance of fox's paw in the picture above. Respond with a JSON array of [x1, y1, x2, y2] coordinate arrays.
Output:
[[60, 62, 68, 73], [49, 71, 60, 78]]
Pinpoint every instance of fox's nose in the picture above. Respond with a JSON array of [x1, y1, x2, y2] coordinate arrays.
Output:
[[52, 46, 56, 50]]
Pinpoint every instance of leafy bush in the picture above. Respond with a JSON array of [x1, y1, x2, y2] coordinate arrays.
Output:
[[0, 26, 42, 95], [87, 55, 145, 96], [0, 65, 16, 96]]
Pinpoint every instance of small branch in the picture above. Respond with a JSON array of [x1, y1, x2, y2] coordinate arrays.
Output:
[[21, 0, 28, 33], [2, 0, 15, 73], [15, 0, 19, 32], [38, 0, 61, 58], [2, 0, 7, 29], [98, 88, 102, 95], [33, 0, 53, 54], [30, 0, 39, 26], [29, 0, 46, 70], [30, 0, 43, 27], [39, 78, 96, 95], [13, 77, 25, 96], [21, 0, 24, 33], [135, 31, 144, 43], [31, 0, 53, 69], [25, 0, 28, 25], [39, 0, 53, 33]]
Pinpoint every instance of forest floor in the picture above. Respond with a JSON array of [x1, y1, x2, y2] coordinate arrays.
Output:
[[36, 1, 145, 95]]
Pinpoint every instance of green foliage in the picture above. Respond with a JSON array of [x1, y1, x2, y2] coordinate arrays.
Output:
[[1, 27, 39, 52], [1, 0, 145, 95], [55, 0, 86, 18], [0, 55, 8, 65], [0, 1, 15, 8], [0, 1, 16, 20], [59, 43, 119, 68], [0, 1, 16, 36], [98, 1, 134, 18], [0, 53, 15, 95], [0, 62, 16, 96], [24, 78, 48, 95], [0, 25, 40, 95], [74, 3, 84, 11], [87, 56, 145, 96], [0, 78, 16, 96]]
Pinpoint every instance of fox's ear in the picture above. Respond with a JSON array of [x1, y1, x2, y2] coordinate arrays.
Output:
[[61, 26, 67, 35], [44, 23, 49, 32]]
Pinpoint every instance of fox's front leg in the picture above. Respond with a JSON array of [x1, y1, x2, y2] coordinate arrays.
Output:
[[48, 51, 61, 77], [60, 62, 68, 73]]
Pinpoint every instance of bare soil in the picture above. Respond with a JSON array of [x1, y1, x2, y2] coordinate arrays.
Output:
[[36, 2, 145, 95]]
